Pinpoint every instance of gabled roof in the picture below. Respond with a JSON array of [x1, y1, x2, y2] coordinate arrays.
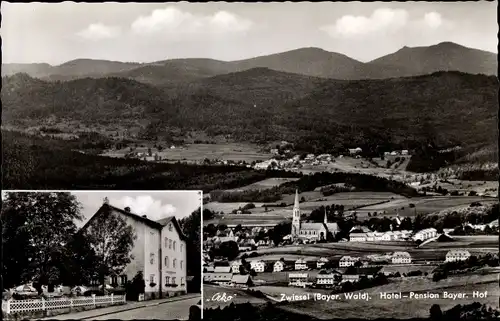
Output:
[[231, 274, 252, 284], [81, 204, 187, 241]]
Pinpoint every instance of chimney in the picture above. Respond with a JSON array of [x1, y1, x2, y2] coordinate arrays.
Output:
[[103, 197, 109, 205], [124, 207, 131, 212], [142, 215, 147, 218]]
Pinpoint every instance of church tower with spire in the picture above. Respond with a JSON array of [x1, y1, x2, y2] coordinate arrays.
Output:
[[291, 189, 301, 237]]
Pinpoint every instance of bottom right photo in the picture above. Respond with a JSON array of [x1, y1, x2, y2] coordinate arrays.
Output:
[[202, 189, 499, 320]]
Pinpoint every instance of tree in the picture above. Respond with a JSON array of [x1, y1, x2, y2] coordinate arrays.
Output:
[[85, 206, 136, 292], [218, 241, 239, 261], [1, 192, 83, 288], [180, 208, 202, 293], [205, 223, 217, 237]]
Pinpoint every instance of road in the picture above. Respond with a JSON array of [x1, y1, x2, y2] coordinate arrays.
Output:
[[86, 297, 200, 320]]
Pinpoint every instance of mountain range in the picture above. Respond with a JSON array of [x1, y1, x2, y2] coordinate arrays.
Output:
[[2, 42, 497, 85]]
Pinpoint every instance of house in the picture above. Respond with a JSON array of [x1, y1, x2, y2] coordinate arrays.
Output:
[[316, 257, 329, 269], [273, 260, 285, 272], [341, 267, 382, 283], [250, 260, 266, 273], [401, 150, 409, 155], [82, 198, 187, 300], [339, 256, 359, 268], [412, 228, 437, 242], [349, 232, 367, 242], [295, 258, 307, 270], [231, 275, 253, 288], [349, 147, 362, 155], [316, 272, 341, 287], [445, 249, 471, 262], [214, 266, 232, 273], [231, 261, 242, 273], [288, 273, 309, 287], [392, 252, 412, 264], [203, 272, 233, 286]]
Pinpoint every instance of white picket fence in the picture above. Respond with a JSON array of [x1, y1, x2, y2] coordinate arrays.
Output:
[[2, 294, 126, 314]]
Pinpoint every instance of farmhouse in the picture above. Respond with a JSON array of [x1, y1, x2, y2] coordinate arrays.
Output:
[[203, 272, 232, 286], [288, 273, 309, 287], [274, 260, 285, 272], [349, 147, 362, 155], [214, 266, 232, 273], [231, 261, 242, 273], [412, 228, 437, 242], [349, 233, 367, 242], [291, 190, 339, 241], [317, 257, 329, 269], [392, 252, 412, 264], [82, 198, 187, 300], [339, 256, 360, 267], [342, 267, 382, 283], [231, 275, 253, 288], [445, 249, 471, 262], [316, 272, 341, 287], [250, 260, 266, 273], [295, 258, 308, 270]]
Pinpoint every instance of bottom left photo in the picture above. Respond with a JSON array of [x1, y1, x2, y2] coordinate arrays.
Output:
[[1, 190, 202, 321]]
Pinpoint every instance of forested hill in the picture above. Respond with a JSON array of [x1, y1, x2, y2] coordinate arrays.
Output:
[[2, 70, 497, 155]]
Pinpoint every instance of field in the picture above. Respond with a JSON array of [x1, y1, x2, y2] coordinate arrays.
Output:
[[244, 237, 498, 263], [227, 178, 301, 192], [254, 271, 321, 284], [275, 273, 499, 319], [203, 284, 268, 309], [102, 143, 272, 162]]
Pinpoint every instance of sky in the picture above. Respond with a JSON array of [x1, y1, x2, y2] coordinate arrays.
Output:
[[1, 191, 202, 228], [1, 2, 498, 65]]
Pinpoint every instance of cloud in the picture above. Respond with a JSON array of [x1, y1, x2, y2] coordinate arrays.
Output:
[[76, 23, 121, 40], [423, 12, 443, 29], [321, 8, 409, 38], [110, 195, 177, 221], [131, 6, 252, 36]]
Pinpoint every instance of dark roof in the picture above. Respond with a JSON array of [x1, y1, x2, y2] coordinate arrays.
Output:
[[344, 266, 382, 276], [81, 204, 187, 240]]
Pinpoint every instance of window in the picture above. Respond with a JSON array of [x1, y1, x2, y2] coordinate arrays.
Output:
[[180, 244, 183, 252], [168, 223, 173, 232], [150, 253, 155, 265], [150, 274, 155, 283], [120, 275, 128, 285], [169, 240, 172, 249], [173, 259, 176, 268], [165, 276, 170, 284], [110, 276, 118, 285], [180, 261, 183, 269], [173, 241, 176, 251], [181, 277, 185, 285], [165, 256, 170, 267], [172, 277, 176, 284], [164, 237, 168, 248]]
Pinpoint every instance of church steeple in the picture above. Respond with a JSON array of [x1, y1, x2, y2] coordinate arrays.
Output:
[[291, 189, 301, 237], [324, 207, 328, 224], [294, 189, 300, 209]]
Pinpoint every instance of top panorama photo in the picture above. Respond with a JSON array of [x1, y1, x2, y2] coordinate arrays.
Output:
[[1, 1, 498, 193]]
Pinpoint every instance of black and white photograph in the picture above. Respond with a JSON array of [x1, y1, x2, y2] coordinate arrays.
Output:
[[1, 1, 499, 321], [1, 191, 202, 320]]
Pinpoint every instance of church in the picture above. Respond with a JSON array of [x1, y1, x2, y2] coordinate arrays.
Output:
[[291, 190, 339, 241]]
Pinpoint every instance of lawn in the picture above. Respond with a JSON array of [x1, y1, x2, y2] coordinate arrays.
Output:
[[276, 273, 499, 319], [203, 284, 268, 309]]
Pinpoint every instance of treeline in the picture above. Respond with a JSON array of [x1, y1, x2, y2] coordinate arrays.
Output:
[[2, 130, 287, 191], [433, 253, 499, 282], [210, 171, 420, 203]]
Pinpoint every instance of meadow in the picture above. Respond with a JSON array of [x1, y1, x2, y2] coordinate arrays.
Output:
[[102, 143, 272, 162], [274, 273, 499, 319], [227, 178, 301, 192]]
